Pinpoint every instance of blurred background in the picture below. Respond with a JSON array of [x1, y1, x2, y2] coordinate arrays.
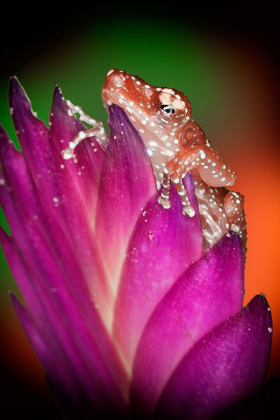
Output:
[[0, 2, 279, 416]]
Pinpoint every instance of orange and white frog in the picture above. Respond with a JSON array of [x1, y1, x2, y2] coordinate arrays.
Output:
[[62, 69, 247, 252]]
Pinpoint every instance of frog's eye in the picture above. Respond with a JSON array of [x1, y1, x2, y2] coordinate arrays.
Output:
[[160, 104, 175, 114]]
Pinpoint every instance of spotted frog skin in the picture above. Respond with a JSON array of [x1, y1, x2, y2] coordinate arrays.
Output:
[[62, 69, 247, 251]]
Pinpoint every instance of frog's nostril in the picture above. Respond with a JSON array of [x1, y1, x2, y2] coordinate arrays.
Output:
[[106, 69, 115, 77], [103, 69, 129, 91], [106, 69, 128, 79]]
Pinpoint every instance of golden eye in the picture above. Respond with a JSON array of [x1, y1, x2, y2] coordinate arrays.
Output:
[[160, 104, 175, 114]]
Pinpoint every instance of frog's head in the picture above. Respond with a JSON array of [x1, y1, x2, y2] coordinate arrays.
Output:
[[102, 69, 193, 186], [102, 69, 192, 144]]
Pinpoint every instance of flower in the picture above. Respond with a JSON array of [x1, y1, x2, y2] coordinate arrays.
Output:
[[0, 77, 272, 419]]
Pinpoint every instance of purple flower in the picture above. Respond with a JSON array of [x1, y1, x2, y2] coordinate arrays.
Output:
[[0, 77, 272, 419]]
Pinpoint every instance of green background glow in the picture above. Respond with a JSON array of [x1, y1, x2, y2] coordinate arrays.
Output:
[[0, 17, 234, 294]]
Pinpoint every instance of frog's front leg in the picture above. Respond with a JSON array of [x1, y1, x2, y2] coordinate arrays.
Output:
[[62, 100, 107, 159], [158, 145, 236, 216]]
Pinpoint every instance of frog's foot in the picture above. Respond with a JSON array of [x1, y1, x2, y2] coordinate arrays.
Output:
[[62, 127, 105, 159], [158, 169, 195, 217], [158, 195, 171, 209], [175, 177, 196, 217], [224, 190, 247, 252], [61, 100, 107, 160]]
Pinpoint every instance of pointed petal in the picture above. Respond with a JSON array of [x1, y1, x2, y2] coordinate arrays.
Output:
[[130, 232, 244, 413], [9, 76, 58, 180], [0, 228, 44, 317], [49, 86, 105, 217], [155, 295, 272, 420], [49, 85, 85, 147], [2, 226, 128, 401], [0, 226, 122, 387], [4, 81, 113, 323], [11, 294, 128, 418], [9, 78, 103, 229], [95, 104, 157, 293], [113, 174, 203, 366], [0, 124, 39, 231]]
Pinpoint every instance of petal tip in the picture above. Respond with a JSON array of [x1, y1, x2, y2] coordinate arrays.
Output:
[[0, 123, 15, 149], [250, 293, 271, 310], [53, 84, 64, 98], [108, 103, 127, 125], [108, 104, 137, 132], [9, 75, 20, 85], [8, 290, 16, 300], [50, 85, 69, 116], [8, 76, 31, 112], [215, 229, 244, 255], [9, 75, 24, 94], [9, 291, 23, 311], [0, 123, 7, 136]]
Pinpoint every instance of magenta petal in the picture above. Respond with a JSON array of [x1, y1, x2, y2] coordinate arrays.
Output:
[[49, 86, 105, 218], [0, 124, 36, 234], [49, 85, 85, 147], [9, 77, 102, 227], [9, 77, 60, 183], [4, 80, 113, 322], [113, 174, 203, 365], [11, 294, 128, 418], [155, 294, 272, 420], [95, 105, 157, 291], [2, 83, 129, 413], [130, 232, 244, 414], [0, 138, 112, 326], [0, 227, 127, 394]]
